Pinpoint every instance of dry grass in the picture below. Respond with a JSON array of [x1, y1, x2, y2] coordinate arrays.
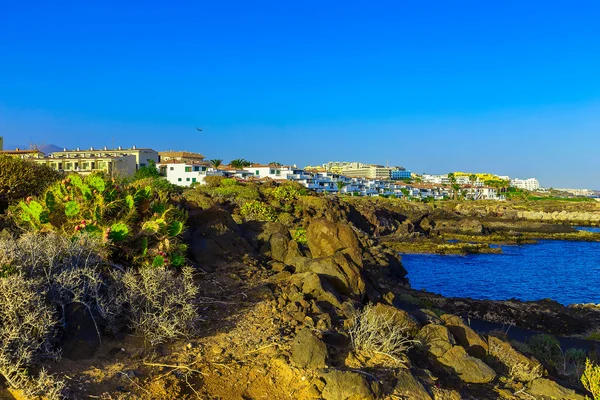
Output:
[[348, 303, 418, 366], [118, 266, 199, 348], [581, 358, 600, 399]]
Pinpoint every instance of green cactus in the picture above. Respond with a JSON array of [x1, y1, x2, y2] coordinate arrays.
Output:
[[108, 222, 129, 241], [64, 201, 80, 218]]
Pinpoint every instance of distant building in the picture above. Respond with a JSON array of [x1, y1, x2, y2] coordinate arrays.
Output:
[[33, 154, 137, 177], [511, 178, 540, 191], [391, 169, 412, 180], [0, 148, 45, 159], [341, 162, 392, 179], [50, 146, 158, 170], [159, 151, 205, 163]]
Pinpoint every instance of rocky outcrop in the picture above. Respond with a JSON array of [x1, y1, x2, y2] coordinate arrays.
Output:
[[526, 378, 587, 400], [437, 345, 496, 383], [393, 369, 432, 400], [440, 314, 488, 358], [188, 207, 255, 266], [319, 370, 381, 400], [487, 336, 543, 382], [290, 329, 328, 369]]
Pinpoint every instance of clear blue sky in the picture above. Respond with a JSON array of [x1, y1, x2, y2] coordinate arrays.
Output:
[[1, 1, 599, 188]]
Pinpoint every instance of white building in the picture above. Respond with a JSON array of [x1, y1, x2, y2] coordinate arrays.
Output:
[[243, 164, 293, 180], [511, 178, 540, 191], [158, 161, 220, 186]]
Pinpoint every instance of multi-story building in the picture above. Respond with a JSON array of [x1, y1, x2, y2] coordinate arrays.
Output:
[[33, 154, 137, 177], [391, 169, 411, 180], [159, 151, 205, 163], [341, 162, 392, 179], [243, 164, 291, 180], [52, 146, 159, 170], [511, 178, 540, 191]]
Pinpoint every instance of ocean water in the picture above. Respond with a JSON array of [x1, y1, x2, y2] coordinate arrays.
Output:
[[401, 240, 600, 305]]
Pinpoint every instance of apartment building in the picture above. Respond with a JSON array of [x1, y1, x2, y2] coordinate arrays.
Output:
[[52, 146, 159, 170], [341, 162, 392, 179], [510, 178, 540, 191], [33, 154, 137, 177], [0, 149, 45, 159]]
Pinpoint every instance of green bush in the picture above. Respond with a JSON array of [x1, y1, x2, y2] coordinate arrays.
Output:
[[0, 156, 62, 205], [240, 200, 277, 222], [528, 334, 562, 367], [293, 227, 307, 245], [272, 184, 300, 201], [203, 175, 225, 188], [8, 173, 187, 268], [582, 358, 600, 400]]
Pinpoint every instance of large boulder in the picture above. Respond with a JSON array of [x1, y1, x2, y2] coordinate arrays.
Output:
[[371, 303, 421, 337], [319, 370, 381, 400], [188, 208, 254, 265], [290, 272, 344, 310], [290, 329, 328, 370], [307, 220, 361, 259], [301, 251, 365, 297], [526, 378, 586, 400], [437, 346, 496, 384], [440, 314, 488, 358], [393, 369, 432, 400], [487, 336, 543, 382], [416, 324, 455, 357]]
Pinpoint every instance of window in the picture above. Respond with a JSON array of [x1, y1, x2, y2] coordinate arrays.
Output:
[[255, 170, 259, 175], [140, 163, 146, 167], [170, 167, 174, 170], [270, 170, 274, 174], [185, 167, 192, 172], [276, 170, 280, 175], [201, 167, 206, 171], [193, 166, 200, 172], [192, 178, 196, 183], [178, 178, 182, 182], [186, 178, 190, 181]]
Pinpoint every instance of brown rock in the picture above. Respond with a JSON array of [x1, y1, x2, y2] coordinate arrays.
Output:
[[372, 303, 421, 338], [416, 325, 455, 357], [307, 219, 361, 259], [437, 345, 496, 384], [526, 378, 586, 400], [320, 370, 381, 400], [440, 314, 488, 358], [488, 336, 543, 382], [290, 329, 328, 370], [393, 369, 432, 400]]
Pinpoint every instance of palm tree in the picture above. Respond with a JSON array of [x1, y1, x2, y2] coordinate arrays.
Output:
[[230, 159, 251, 169], [336, 180, 347, 194], [210, 159, 223, 169], [469, 174, 477, 184]]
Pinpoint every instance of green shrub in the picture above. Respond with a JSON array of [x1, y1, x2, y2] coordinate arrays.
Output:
[[240, 200, 277, 222], [582, 358, 600, 400], [0, 156, 62, 204], [203, 175, 225, 188], [528, 334, 562, 367], [272, 184, 300, 201], [8, 173, 187, 268], [293, 227, 307, 245]]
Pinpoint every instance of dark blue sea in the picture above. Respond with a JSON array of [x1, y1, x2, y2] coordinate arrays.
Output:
[[401, 236, 600, 306]]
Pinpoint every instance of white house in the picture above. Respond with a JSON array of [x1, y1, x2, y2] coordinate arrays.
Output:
[[158, 161, 220, 186], [243, 164, 292, 180]]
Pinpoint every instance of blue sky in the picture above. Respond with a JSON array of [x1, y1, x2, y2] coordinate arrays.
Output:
[[1, 1, 599, 188]]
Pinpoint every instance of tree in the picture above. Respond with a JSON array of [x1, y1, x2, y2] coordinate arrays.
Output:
[[134, 160, 160, 180], [469, 174, 477, 184], [269, 161, 282, 167], [209, 159, 223, 169], [400, 188, 411, 201], [336, 180, 347, 194], [0, 156, 62, 207], [230, 159, 252, 169]]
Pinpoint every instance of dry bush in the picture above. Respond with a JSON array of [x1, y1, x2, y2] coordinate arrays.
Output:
[[0, 274, 64, 398], [348, 303, 418, 366], [118, 266, 199, 347]]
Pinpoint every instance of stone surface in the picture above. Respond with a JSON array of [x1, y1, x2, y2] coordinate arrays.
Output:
[[290, 272, 343, 310], [488, 336, 543, 382], [393, 369, 432, 400], [441, 314, 488, 358], [437, 345, 496, 384], [290, 329, 328, 370], [307, 219, 361, 259], [526, 378, 586, 400], [320, 370, 381, 400], [300, 250, 365, 296], [372, 303, 421, 337], [416, 324, 455, 357]]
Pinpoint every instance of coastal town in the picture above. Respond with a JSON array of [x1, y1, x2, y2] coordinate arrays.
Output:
[[2, 136, 584, 201]]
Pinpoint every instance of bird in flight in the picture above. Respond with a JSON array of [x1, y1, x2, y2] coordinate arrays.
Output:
[[196, 127, 203, 132]]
